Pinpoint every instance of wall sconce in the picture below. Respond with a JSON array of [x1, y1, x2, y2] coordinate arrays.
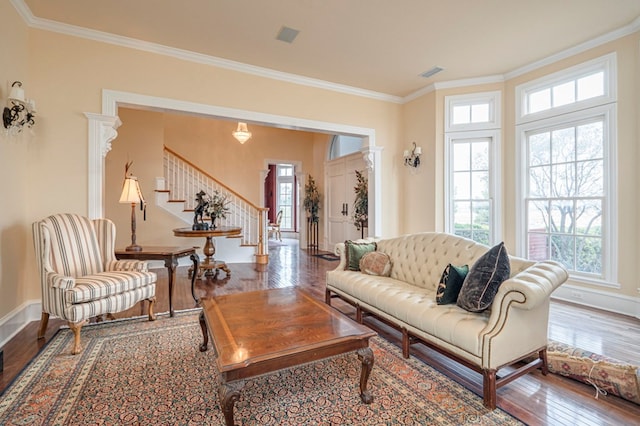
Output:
[[3, 81, 36, 135], [119, 162, 146, 252], [232, 122, 252, 144], [403, 142, 422, 169]]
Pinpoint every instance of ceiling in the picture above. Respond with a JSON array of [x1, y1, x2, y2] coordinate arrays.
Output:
[[21, 0, 640, 98]]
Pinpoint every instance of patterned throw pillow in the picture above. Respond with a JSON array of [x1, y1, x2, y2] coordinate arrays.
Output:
[[359, 251, 392, 277], [345, 241, 377, 271], [457, 242, 511, 312], [435, 264, 469, 305]]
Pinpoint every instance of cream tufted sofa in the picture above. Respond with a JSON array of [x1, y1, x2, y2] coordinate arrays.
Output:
[[325, 232, 568, 409]]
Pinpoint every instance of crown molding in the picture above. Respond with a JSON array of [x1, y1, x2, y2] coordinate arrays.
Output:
[[10, 0, 403, 104], [402, 16, 640, 101], [504, 15, 640, 81], [11, 0, 640, 105]]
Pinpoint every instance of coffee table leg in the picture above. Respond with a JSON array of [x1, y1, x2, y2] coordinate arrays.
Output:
[[357, 347, 374, 404], [219, 380, 244, 426], [199, 310, 209, 352]]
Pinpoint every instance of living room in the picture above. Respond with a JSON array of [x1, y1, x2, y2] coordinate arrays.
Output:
[[1, 0, 639, 423]]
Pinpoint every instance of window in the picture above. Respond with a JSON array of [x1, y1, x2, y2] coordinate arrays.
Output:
[[276, 164, 295, 230], [516, 54, 617, 285], [517, 53, 616, 124], [329, 135, 363, 160], [445, 91, 501, 132], [445, 91, 501, 245]]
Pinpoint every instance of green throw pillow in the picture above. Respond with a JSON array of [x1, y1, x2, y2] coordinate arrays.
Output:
[[345, 240, 377, 271], [436, 264, 469, 305], [457, 242, 511, 313]]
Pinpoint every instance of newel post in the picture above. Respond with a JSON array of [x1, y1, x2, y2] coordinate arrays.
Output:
[[255, 207, 269, 264]]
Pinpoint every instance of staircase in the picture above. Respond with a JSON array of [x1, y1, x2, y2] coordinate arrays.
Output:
[[155, 146, 269, 264]]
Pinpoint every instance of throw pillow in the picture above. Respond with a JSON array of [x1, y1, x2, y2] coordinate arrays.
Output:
[[435, 264, 469, 305], [457, 242, 511, 312], [359, 251, 392, 277], [344, 240, 377, 271]]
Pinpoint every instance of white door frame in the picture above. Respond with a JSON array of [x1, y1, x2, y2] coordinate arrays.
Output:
[[86, 89, 382, 240]]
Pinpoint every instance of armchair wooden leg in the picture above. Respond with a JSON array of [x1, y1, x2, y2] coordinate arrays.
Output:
[[68, 320, 85, 355], [147, 297, 157, 321], [37, 312, 49, 339]]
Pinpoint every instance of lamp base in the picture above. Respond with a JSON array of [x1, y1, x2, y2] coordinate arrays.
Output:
[[125, 244, 143, 252]]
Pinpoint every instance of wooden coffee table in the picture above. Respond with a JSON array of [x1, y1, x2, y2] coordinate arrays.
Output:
[[198, 287, 376, 426]]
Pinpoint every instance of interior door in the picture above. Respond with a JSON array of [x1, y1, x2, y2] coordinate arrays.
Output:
[[326, 153, 366, 249]]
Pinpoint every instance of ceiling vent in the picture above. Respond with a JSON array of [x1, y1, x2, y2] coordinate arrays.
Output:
[[276, 26, 300, 44], [420, 66, 444, 79]]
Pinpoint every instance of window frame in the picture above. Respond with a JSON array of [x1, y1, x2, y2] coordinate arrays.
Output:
[[275, 164, 295, 231], [516, 53, 617, 125], [445, 129, 502, 246], [444, 90, 502, 246], [445, 91, 501, 132], [515, 54, 618, 287]]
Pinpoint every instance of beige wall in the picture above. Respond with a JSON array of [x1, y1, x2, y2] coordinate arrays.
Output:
[[402, 34, 639, 300], [0, 5, 638, 323], [0, 2, 31, 318], [105, 108, 330, 249], [501, 33, 639, 299], [3, 27, 402, 320]]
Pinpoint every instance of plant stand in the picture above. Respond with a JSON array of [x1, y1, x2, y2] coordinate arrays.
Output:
[[307, 217, 318, 250]]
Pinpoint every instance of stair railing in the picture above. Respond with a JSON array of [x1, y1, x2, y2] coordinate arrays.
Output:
[[162, 146, 268, 263]]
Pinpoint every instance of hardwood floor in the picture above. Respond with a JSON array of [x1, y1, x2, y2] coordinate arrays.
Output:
[[1, 239, 639, 425]]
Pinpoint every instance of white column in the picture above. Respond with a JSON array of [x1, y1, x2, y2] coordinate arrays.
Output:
[[361, 145, 383, 238], [85, 113, 122, 219]]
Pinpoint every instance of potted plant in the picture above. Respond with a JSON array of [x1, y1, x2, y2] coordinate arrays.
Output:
[[353, 170, 368, 231], [205, 190, 230, 229], [303, 175, 321, 223]]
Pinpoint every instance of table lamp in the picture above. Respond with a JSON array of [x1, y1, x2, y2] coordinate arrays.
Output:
[[119, 162, 146, 251]]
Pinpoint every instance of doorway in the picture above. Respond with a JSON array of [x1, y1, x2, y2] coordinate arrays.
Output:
[[265, 163, 297, 233]]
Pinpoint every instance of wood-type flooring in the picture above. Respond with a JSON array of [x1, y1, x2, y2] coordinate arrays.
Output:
[[1, 239, 639, 425]]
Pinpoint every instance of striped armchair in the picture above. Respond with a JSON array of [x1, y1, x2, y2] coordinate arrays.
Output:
[[32, 213, 157, 354]]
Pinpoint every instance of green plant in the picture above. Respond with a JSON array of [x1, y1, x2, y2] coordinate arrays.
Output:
[[353, 170, 368, 230], [205, 190, 230, 220], [303, 175, 321, 223]]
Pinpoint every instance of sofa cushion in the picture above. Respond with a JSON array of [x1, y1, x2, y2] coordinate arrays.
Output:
[[457, 242, 510, 312], [345, 241, 377, 271], [436, 264, 469, 305], [360, 251, 392, 277]]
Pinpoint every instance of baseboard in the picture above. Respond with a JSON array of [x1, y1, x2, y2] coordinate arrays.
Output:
[[552, 284, 640, 319], [0, 300, 42, 349]]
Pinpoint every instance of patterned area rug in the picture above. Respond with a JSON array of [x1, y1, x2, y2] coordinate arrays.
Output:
[[0, 312, 522, 425]]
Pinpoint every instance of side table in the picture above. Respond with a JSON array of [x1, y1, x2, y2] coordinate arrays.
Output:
[[173, 227, 241, 278], [116, 246, 196, 317]]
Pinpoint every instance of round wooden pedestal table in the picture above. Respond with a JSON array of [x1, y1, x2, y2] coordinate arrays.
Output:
[[173, 226, 242, 278]]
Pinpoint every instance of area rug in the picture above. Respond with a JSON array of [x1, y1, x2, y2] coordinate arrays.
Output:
[[312, 253, 340, 261], [546, 340, 640, 405], [0, 312, 522, 425]]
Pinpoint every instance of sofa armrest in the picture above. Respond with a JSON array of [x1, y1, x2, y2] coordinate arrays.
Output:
[[485, 260, 568, 329], [498, 260, 568, 310], [333, 242, 348, 270]]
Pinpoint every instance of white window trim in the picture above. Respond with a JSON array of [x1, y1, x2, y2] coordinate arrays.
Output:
[[515, 104, 618, 287], [444, 129, 502, 245], [516, 53, 617, 125], [444, 91, 502, 132]]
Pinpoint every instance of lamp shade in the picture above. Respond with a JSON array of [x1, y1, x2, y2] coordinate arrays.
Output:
[[8, 82, 25, 104], [232, 122, 252, 144], [119, 177, 143, 203]]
